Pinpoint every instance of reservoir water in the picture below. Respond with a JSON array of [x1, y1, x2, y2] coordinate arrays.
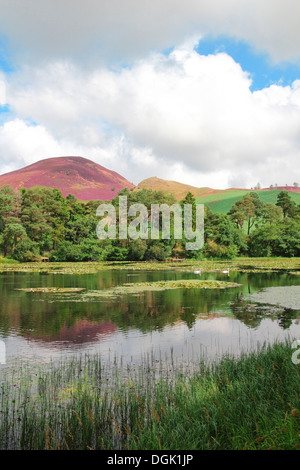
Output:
[[0, 267, 300, 370]]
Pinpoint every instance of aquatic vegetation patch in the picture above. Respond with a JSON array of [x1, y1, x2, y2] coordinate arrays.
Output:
[[15, 287, 86, 293], [81, 279, 241, 299], [12, 279, 240, 302]]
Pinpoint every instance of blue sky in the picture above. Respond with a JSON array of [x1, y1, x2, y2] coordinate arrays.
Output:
[[196, 36, 300, 91], [0, 0, 299, 189]]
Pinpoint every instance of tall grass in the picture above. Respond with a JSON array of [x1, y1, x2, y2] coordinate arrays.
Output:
[[0, 341, 299, 450]]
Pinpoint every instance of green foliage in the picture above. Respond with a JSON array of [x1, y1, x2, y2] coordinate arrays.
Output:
[[248, 218, 300, 257], [117, 187, 177, 208], [0, 184, 299, 261], [255, 202, 283, 227], [128, 239, 147, 261], [204, 241, 239, 259], [105, 244, 129, 261], [0, 185, 16, 222], [272, 219, 300, 257], [228, 192, 263, 234], [248, 223, 277, 257], [144, 241, 168, 261], [20, 186, 69, 252], [50, 239, 103, 262], [12, 238, 40, 262], [203, 211, 247, 259], [276, 190, 298, 218]]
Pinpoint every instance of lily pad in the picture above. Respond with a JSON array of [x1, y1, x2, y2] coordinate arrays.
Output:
[[81, 279, 241, 299], [15, 287, 86, 293]]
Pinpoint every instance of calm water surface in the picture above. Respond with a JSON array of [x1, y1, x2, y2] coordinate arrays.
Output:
[[0, 268, 300, 370]]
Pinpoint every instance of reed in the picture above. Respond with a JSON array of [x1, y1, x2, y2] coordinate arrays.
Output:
[[0, 340, 299, 450]]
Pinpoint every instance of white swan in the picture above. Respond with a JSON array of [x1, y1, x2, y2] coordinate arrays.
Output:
[[221, 269, 230, 276]]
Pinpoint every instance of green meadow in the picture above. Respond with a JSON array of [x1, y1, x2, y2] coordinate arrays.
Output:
[[197, 189, 300, 214]]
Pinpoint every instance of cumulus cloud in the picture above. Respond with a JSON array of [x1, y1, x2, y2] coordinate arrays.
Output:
[[0, 119, 63, 168], [1, 40, 300, 188], [0, 0, 300, 66], [0, 118, 125, 175]]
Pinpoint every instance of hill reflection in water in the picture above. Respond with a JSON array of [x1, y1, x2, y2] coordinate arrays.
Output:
[[0, 269, 299, 365]]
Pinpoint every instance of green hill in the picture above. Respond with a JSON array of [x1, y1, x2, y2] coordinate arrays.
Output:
[[196, 189, 300, 214]]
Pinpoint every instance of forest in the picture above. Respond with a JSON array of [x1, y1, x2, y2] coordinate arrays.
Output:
[[0, 184, 299, 262]]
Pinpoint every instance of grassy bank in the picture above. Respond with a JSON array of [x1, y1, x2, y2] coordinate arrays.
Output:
[[0, 341, 299, 450]]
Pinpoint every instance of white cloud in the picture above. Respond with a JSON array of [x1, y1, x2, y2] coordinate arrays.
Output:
[[0, 1, 300, 189], [1, 40, 300, 188], [0, 119, 63, 168], [0, 0, 300, 66]]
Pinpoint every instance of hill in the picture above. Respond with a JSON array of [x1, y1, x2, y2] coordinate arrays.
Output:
[[137, 177, 300, 213], [0, 156, 135, 201], [196, 188, 300, 213], [1, 158, 299, 210], [136, 176, 217, 200]]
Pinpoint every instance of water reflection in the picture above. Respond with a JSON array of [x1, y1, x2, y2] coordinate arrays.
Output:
[[0, 269, 300, 366]]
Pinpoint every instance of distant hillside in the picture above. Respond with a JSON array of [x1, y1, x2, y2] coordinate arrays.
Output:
[[196, 188, 300, 213], [137, 177, 300, 213], [136, 176, 217, 200], [0, 156, 135, 201], [1, 159, 299, 210]]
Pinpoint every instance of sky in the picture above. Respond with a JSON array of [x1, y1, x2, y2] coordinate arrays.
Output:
[[0, 0, 300, 189]]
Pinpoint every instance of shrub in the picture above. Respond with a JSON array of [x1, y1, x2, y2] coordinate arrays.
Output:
[[204, 241, 238, 259], [12, 238, 40, 262]]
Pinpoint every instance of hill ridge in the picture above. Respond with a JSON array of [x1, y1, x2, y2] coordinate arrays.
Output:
[[1, 158, 299, 209], [0, 156, 135, 201]]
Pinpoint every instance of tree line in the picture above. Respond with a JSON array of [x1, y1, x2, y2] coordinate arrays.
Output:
[[0, 184, 299, 262]]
